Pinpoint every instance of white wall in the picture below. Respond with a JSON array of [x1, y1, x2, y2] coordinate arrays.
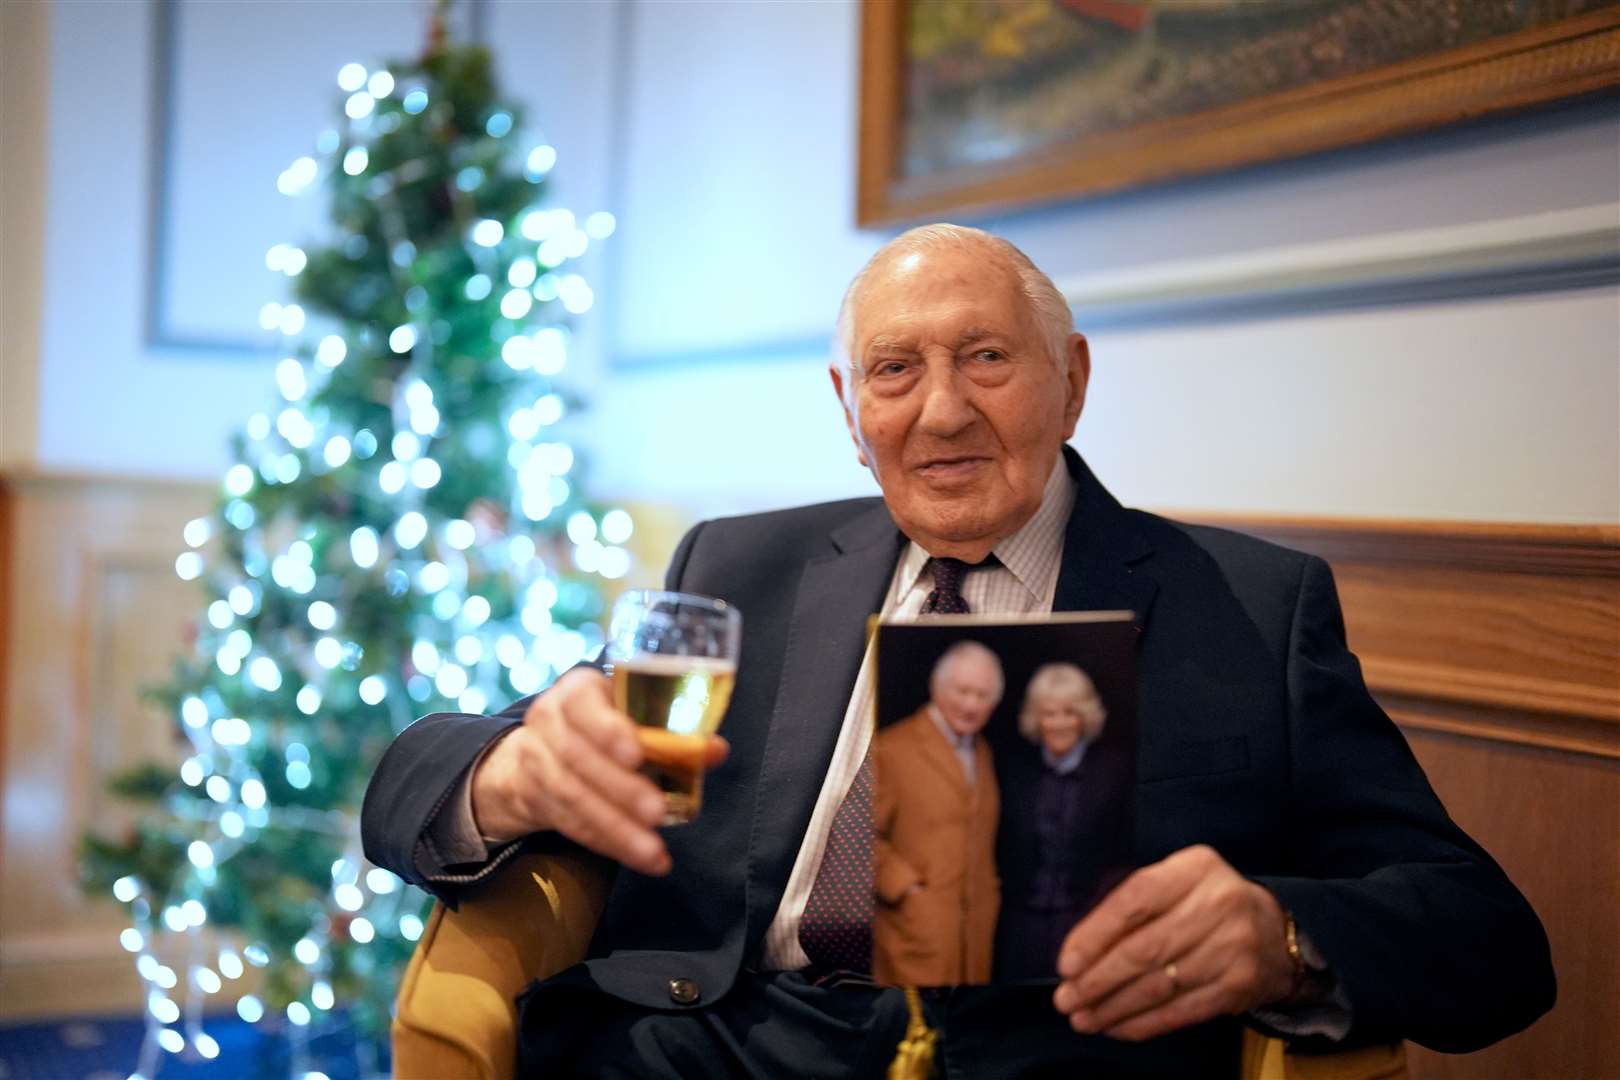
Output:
[[1080, 291, 1619, 521], [30, 1, 290, 479], [14, 0, 1619, 526]]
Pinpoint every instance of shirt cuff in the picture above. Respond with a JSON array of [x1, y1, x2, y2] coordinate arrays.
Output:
[[1247, 927, 1353, 1042]]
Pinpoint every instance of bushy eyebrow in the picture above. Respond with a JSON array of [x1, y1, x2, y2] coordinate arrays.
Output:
[[952, 327, 1005, 350], [864, 335, 914, 355], [863, 326, 1008, 357]]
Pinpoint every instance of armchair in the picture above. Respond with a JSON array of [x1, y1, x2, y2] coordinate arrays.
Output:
[[392, 851, 1407, 1080]]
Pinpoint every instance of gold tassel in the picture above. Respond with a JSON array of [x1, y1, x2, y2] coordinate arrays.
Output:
[[887, 985, 938, 1080]]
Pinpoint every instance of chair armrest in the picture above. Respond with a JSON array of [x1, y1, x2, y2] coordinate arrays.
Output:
[[393, 848, 615, 1080], [1241, 1030, 1407, 1080]]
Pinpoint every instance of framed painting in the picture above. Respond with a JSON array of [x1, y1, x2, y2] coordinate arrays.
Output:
[[857, 0, 1620, 225]]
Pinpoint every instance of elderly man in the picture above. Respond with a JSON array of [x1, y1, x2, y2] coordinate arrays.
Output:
[[362, 225, 1553, 1076], [872, 641, 1004, 987]]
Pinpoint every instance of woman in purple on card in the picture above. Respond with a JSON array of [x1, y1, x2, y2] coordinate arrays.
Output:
[[993, 662, 1132, 983]]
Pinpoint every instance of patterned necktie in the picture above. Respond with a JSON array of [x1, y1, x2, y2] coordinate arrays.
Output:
[[921, 557, 973, 615], [799, 557, 980, 973]]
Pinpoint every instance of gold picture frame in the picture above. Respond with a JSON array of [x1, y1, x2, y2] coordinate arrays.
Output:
[[857, 1, 1620, 226]]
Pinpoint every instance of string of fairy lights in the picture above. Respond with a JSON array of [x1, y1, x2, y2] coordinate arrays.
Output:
[[113, 56, 629, 1079]]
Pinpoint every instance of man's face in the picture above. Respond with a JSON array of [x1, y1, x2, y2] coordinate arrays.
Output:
[[932, 652, 1001, 738], [832, 244, 1089, 561]]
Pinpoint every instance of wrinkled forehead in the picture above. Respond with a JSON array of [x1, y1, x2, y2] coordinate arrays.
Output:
[[850, 245, 1026, 348]]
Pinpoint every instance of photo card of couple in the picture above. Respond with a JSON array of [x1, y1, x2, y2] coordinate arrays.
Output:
[[869, 611, 1138, 988]]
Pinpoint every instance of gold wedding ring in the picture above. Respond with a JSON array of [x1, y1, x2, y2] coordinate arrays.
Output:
[[1164, 962, 1181, 993]]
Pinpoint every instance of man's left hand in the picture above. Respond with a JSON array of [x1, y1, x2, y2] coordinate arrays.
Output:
[[1052, 845, 1295, 1041]]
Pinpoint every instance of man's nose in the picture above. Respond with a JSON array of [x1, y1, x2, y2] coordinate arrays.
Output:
[[916, 366, 977, 436]]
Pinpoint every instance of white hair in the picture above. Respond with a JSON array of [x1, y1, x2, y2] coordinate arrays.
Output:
[[1017, 662, 1107, 744], [929, 639, 1004, 702], [834, 223, 1073, 405]]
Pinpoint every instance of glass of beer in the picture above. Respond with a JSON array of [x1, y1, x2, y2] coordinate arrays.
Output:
[[606, 590, 740, 824]]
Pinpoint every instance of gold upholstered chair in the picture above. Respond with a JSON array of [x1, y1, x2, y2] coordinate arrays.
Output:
[[391, 850, 1408, 1080]]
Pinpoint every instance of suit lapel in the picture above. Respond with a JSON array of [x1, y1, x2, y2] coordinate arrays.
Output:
[[744, 502, 903, 934], [1054, 446, 1159, 631]]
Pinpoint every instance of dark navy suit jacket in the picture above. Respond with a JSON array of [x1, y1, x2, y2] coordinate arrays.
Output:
[[362, 448, 1553, 1057], [992, 735, 1134, 982]]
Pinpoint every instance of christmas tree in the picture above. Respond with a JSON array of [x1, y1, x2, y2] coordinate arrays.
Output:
[[80, 10, 630, 1076]]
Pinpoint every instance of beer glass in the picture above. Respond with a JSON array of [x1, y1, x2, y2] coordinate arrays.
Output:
[[606, 590, 741, 824]]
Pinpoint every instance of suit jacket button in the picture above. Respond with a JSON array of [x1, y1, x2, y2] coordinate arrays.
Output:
[[668, 977, 700, 1005]]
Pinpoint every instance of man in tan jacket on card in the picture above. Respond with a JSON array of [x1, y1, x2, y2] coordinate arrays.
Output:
[[872, 640, 1003, 986]]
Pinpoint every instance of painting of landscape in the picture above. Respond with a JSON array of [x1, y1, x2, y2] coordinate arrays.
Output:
[[901, 0, 1620, 178], [857, 0, 1620, 222]]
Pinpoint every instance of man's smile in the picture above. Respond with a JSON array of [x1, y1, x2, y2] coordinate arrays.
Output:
[[912, 455, 992, 482]]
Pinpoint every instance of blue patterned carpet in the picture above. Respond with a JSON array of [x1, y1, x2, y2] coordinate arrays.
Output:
[[0, 1014, 384, 1080]]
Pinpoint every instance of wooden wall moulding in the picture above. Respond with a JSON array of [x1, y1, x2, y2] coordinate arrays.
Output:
[[1185, 513, 1620, 759], [1191, 515, 1620, 577]]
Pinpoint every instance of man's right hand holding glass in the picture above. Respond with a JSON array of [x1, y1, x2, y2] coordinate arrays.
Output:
[[468, 667, 729, 877]]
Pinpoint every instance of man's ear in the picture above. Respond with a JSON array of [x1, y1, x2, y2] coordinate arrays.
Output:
[[828, 364, 869, 468], [1059, 333, 1091, 439]]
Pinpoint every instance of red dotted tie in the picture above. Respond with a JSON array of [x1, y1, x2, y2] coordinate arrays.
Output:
[[799, 558, 978, 973], [798, 754, 875, 973], [921, 557, 973, 615]]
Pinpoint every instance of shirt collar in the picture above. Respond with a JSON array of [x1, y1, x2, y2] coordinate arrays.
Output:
[[1042, 739, 1088, 775], [992, 455, 1075, 596], [893, 454, 1075, 600], [927, 704, 974, 750]]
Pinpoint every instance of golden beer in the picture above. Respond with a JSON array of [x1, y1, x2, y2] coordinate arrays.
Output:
[[613, 654, 737, 823]]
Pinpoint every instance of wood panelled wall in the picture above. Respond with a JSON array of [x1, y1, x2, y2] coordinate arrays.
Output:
[[0, 475, 1613, 1074], [0, 472, 217, 1018], [1197, 515, 1620, 1080]]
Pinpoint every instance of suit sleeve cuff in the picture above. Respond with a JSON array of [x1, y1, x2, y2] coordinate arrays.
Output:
[[1247, 927, 1353, 1042], [414, 729, 518, 880]]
